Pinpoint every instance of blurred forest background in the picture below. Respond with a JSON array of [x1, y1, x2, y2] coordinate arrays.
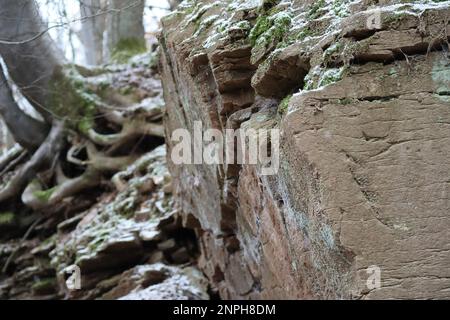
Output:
[[0, 0, 176, 151]]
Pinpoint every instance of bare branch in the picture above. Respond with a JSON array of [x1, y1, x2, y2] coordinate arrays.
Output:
[[0, 0, 144, 46]]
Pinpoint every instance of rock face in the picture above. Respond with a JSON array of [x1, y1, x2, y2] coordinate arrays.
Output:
[[159, 0, 450, 299]]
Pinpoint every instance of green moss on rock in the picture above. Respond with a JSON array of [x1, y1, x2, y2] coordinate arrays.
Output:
[[278, 94, 292, 115], [331, 0, 351, 18], [304, 66, 346, 90], [318, 67, 345, 87], [308, 0, 326, 20], [249, 10, 292, 63]]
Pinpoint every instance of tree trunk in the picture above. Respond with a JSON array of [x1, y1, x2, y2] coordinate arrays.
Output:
[[0, 64, 49, 150], [105, 0, 146, 61], [80, 0, 107, 65], [0, 0, 64, 122], [168, 0, 183, 11], [0, 0, 162, 207]]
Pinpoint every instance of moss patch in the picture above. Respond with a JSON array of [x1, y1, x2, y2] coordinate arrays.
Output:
[[278, 94, 293, 115], [338, 97, 353, 105], [31, 278, 57, 295], [111, 38, 147, 63], [304, 66, 346, 90], [48, 66, 98, 133], [248, 10, 292, 63], [318, 68, 345, 87], [308, 0, 326, 20], [33, 187, 57, 202], [277, 26, 319, 49], [331, 0, 351, 18], [323, 42, 343, 66], [0, 212, 15, 225]]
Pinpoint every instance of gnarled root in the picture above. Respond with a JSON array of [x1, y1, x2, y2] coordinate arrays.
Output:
[[22, 167, 100, 210], [86, 119, 164, 148], [86, 141, 138, 171], [0, 144, 25, 173], [0, 121, 64, 203]]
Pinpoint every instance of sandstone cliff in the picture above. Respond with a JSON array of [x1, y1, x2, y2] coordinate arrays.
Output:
[[159, 0, 450, 299]]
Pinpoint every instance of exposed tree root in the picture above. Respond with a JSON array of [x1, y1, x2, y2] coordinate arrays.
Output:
[[86, 142, 138, 171], [0, 121, 64, 202], [66, 143, 88, 166], [0, 149, 28, 177], [0, 144, 24, 173], [22, 167, 100, 210], [87, 119, 164, 147], [0, 0, 166, 213]]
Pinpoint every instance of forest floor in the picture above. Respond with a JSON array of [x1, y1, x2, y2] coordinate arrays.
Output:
[[0, 50, 210, 300]]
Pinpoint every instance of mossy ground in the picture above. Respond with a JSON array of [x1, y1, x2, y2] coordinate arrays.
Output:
[[111, 38, 147, 64], [308, 0, 327, 20], [48, 66, 98, 133]]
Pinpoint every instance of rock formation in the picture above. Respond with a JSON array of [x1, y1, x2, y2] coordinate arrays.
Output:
[[159, 0, 450, 299], [1, 0, 449, 301]]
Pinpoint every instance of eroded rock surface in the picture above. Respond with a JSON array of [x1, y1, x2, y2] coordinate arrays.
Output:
[[160, 0, 450, 299]]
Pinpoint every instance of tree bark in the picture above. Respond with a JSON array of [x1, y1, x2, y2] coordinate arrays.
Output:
[[0, 121, 64, 203], [0, 64, 49, 150], [105, 0, 146, 60], [0, 0, 64, 121], [168, 0, 183, 11], [80, 0, 107, 65]]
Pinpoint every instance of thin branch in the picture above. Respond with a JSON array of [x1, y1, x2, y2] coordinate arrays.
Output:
[[0, 149, 28, 176], [0, 0, 143, 45], [2, 216, 43, 274]]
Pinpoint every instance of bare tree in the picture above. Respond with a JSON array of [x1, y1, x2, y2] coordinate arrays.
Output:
[[168, 0, 182, 11], [105, 0, 146, 61], [80, 0, 107, 65], [0, 0, 163, 209]]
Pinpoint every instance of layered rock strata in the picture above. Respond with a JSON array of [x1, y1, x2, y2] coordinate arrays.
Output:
[[159, 0, 450, 299]]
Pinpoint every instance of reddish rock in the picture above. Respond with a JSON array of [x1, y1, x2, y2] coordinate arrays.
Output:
[[160, 0, 450, 299]]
